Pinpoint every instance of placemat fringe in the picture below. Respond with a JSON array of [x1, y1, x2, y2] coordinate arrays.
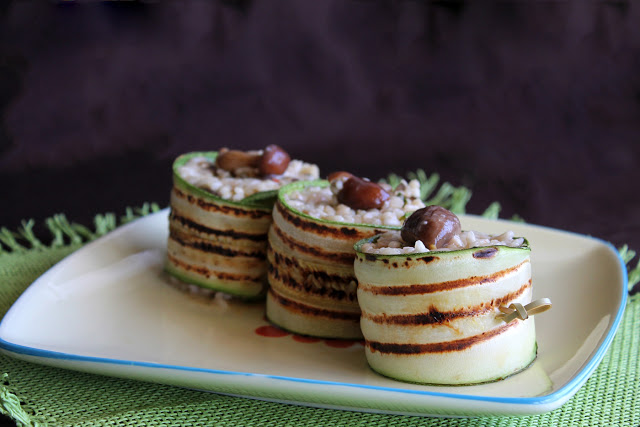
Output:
[[0, 374, 45, 427], [0, 228, 28, 254], [620, 245, 640, 297], [0, 203, 162, 256]]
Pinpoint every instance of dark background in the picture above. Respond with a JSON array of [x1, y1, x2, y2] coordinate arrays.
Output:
[[1, 1, 639, 251]]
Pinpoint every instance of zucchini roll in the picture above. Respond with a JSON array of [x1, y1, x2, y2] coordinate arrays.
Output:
[[166, 147, 319, 299], [354, 206, 538, 385], [266, 173, 425, 339]]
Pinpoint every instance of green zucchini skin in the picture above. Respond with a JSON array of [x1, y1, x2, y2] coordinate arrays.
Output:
[[354, 236, 537, 385], [266, 180, 399, 339], [165, 152, 274, 299]]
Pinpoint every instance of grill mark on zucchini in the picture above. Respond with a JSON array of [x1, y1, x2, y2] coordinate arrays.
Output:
[[363, 280, 531, 325], [473, 248, 498, 259], [268, 250, 357, 302], [276, 201, 374, 240], [359, 259, 529, 295], [271, 224, 354, 264], [166, 254, 263, 283], [170, 211, 267, 242], [169, 230, 266, 259], [268, 289, 360, 321], [173, 187, 271, 219], [366, 321, 518, 354]]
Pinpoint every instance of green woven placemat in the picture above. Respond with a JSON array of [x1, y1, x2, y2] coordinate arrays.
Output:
[[1, 205, 639, 427]]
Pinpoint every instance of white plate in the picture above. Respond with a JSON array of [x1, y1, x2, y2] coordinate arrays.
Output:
[[0, 209, 628, 417]]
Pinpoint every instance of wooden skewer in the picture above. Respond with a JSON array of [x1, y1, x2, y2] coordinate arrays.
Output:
[[497, 298, 552, 323]]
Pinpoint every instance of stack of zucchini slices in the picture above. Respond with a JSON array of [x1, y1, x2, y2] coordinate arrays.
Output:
[[354, 206, 542, 385], [267, 181, 384, 339], [266, 174, 425, 339], [165, 147, 319, 299]]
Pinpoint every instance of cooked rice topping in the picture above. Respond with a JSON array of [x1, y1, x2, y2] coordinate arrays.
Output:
[[283, 179, 425, 226], [178, 155, 319, 201], [360, 229, 525, 255]]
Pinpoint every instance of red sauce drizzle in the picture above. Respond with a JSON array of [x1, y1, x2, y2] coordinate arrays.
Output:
[[255, 325, 290, 338]]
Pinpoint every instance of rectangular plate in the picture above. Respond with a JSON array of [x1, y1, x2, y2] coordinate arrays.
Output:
[[0, 209, 627, 417]]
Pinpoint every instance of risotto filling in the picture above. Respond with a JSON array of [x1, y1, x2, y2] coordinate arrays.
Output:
[[283, 172, 425, 227], [177, 145, 320, 202], [360, 229, 526, 255], [361, 205, 525, 255]]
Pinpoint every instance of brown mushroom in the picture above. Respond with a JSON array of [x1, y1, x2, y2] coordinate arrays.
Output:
[[336, 175, 390, 210], [327, 171, 353, 182], [401, 205, 461, 249], [259, 144, 291, 175], [215, 148, 261, 173]]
